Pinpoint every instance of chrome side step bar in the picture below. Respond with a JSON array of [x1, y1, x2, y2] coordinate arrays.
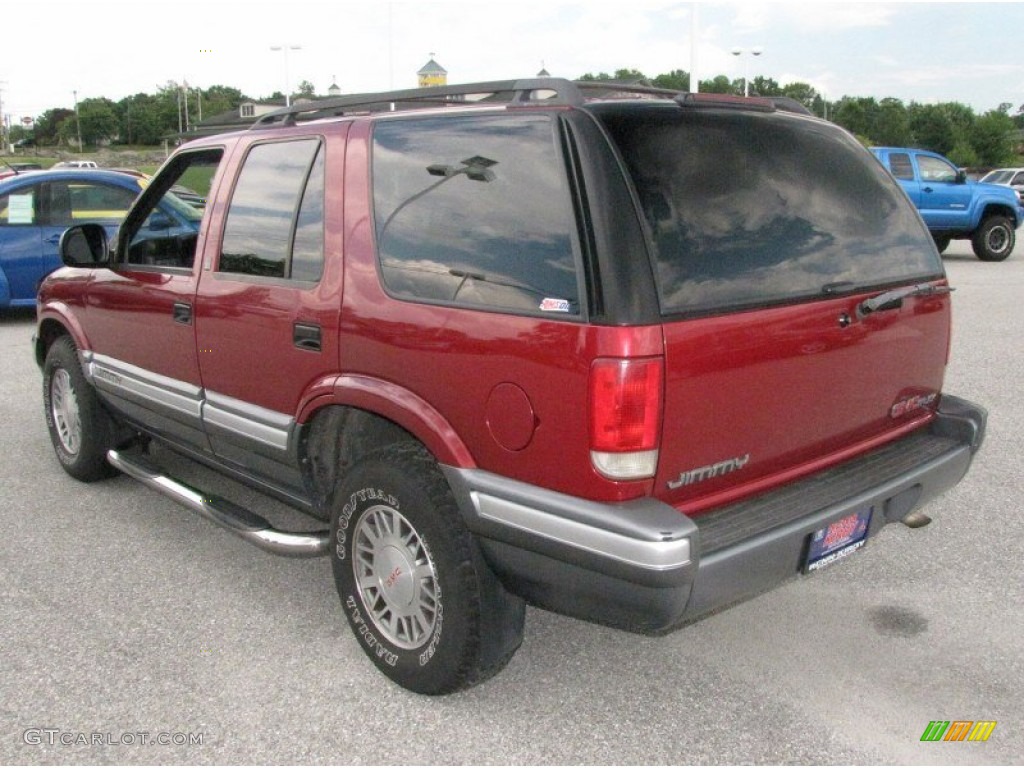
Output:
[[107, 450, 330, 558]]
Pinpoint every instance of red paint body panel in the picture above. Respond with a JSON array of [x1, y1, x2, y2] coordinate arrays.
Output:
[[656, 291, 951, 513], [78, 268, 202, 386]]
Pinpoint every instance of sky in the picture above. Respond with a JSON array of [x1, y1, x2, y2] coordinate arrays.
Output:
[[2, 1, 1022, 123]]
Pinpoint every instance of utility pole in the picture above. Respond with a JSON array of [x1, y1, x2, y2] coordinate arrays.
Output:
[[690, 3, 699, 93], [0, 81, 8, 153], [73, 89, 83, 151], [182, 80, 190, 133]]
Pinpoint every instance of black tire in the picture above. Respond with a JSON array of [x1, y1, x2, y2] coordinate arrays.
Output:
[[42, 336, 119, 482], [932, 233, 951, 254], [330, 442, 524, 694], [971, 216, 1015, 262]]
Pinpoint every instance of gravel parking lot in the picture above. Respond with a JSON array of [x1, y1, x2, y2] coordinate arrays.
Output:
[[1, 239, 1021, 765]]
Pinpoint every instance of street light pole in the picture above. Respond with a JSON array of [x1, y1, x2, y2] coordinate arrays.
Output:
[[730, 47, 763, 97], [271, 45, 302, 106]]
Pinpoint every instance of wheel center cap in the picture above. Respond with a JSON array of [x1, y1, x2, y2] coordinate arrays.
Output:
[[377, 545, 415, 607]]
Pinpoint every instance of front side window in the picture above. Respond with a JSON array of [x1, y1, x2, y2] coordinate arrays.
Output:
[[219, 139, 324, 280], [124, 148, 222, 269], [917, 155, 958, 183], [595, 105, 942, 316], [372, 114, 580, 317]]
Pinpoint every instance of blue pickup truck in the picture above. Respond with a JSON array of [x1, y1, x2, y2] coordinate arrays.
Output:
[[871, 147, 1022, 261]]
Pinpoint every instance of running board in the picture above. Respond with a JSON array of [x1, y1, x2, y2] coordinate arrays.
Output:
[[107, 449, 330, 558]]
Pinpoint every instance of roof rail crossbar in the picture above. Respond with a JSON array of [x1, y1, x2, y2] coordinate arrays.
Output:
[[250, 78, 590, 128], [573, 81, 683, 100]]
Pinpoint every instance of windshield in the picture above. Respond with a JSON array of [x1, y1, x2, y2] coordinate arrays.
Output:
[[593, 105, 943, 316], [981, 170, 1013, 184]]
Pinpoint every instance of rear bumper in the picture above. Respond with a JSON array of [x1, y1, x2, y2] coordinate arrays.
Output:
[[444, 394, 986, 633]]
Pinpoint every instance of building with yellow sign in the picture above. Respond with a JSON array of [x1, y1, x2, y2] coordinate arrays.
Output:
[[417, 56, 448, 87]]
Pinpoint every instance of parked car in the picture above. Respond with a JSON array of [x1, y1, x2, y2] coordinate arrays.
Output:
[[0, 162, 45, 182], [5, 162, 43, 172], [36, 80, 986, 694], [108, 168, 208, 209], [979, 167, 1024, 204], [870, 147, 1021, 260], [51, 160, 99, 169], [1, 170, 199, 308]]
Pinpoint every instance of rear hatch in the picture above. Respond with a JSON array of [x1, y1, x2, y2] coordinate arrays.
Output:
[[594, 102, 950, 514]]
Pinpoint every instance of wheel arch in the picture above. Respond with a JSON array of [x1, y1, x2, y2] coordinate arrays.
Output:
[[296, 374, 476, 512], [34, 305, 90, 368], [977, 201, 1020, 230]]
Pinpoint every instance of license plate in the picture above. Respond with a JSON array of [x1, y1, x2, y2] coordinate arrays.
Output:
[[804, 508, 873, 573]]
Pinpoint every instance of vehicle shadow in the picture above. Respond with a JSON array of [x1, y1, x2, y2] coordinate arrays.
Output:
[[0, 307, 36, 325]]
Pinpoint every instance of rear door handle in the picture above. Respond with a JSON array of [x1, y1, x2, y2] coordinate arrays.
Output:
[[172, 302, 192, 325], [293, 322, 321, 352]]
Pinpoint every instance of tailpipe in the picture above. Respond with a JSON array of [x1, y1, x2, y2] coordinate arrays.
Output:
[[107, 450, 330, 558], [901, 511, 932, 529]]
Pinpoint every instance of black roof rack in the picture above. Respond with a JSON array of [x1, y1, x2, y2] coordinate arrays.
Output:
[[250, 77, 810, 129], [251, 78, 700, 129]]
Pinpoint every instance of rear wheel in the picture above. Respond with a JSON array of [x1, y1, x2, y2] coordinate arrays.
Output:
[[972, 216, 1015, 261], [330, 442, 524, 694], [42, 336, 119, 481]]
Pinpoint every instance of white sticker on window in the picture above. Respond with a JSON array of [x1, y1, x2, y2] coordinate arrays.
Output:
[[539, 298, 571, 313], [8, 193, 34, 224]]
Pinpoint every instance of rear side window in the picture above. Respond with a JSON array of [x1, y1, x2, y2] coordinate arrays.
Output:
[[372, 114, 580, 317], [887, 153, 914, 180], [0, 190, 36, 225], [596, 107, 942, 316], [220, 139, 324, 281]]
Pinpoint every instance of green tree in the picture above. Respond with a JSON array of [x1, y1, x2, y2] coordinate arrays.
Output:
[[908, 103, 957, 155], [970, 109, 1015, 166], [700, 75, 735, 94], [833, 97, 879, 139], [33, 108, 75, 146], [72, 98, 119, 146], [296, 79, 316, 98], [116, 93, 171, 145], [578, 69, 649, 84], [873, 98, 911, 146], [781, 82, 820, 113], [651, 69, 689, 91], [749, 76, 782, 97]]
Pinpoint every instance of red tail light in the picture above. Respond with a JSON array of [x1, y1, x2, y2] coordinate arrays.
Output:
[[589, 357, 663, 480]]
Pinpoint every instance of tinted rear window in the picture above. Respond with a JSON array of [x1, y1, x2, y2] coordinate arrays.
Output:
[[595, 106, 941, 316], [372, 114, 580, 317]]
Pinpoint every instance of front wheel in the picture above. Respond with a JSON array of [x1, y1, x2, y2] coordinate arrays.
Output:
[[972, 216, 1015, 262], [330, 442, 524, 694], [42, 336, 119, 481]]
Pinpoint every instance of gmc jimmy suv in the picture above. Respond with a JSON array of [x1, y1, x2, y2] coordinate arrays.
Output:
[[35, 79, 986, 694]]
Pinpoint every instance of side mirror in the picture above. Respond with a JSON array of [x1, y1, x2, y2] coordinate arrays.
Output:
[[59, 223, 110, 267], [955, 169, 968, 184]]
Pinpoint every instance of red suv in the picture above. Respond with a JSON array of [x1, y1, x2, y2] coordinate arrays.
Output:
[[35, 79, 986, 694]]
